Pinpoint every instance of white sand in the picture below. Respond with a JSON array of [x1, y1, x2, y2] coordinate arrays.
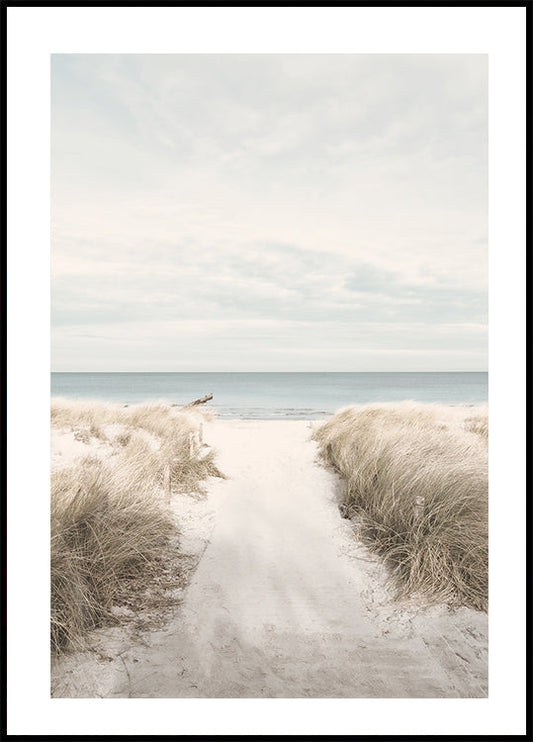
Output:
[[51, 418, 487, 698]]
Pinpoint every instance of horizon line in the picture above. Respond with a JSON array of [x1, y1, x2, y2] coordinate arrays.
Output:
[[51, 369, 489, 374]]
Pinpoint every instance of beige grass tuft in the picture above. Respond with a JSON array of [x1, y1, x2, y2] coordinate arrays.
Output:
[[313, 402, 488, 611], [51, 399, 223, 652]]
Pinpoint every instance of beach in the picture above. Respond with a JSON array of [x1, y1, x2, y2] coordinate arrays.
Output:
[[51, 413, 488, 698]]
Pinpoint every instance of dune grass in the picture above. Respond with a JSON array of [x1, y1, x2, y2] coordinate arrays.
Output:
[[51, 399, 223, 653], [313, 402, 488, 611]]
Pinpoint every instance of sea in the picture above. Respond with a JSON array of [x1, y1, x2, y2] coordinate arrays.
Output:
[[51, 372, 488, 420]]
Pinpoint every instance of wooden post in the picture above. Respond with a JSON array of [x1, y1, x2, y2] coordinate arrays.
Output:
[[413, 496, 425, 520]]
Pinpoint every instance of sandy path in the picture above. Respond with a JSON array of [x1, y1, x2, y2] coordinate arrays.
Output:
[[52, 420, 487, 698]]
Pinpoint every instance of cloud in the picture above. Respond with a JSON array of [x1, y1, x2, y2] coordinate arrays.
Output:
[[52, 236, 486, 328], [51, 54, 487, 370]]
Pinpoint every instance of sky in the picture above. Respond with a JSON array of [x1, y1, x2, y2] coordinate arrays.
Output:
[[51, 54, 487, 372]]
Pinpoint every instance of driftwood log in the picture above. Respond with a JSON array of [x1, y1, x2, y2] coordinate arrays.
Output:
[[183, 393, 213, 408]]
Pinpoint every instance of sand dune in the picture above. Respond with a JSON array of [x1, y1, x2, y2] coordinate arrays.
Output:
[[51, 419, 487, 698]]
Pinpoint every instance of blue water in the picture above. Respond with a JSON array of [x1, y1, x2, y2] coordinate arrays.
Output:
[[51, 372, 488, 420]]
